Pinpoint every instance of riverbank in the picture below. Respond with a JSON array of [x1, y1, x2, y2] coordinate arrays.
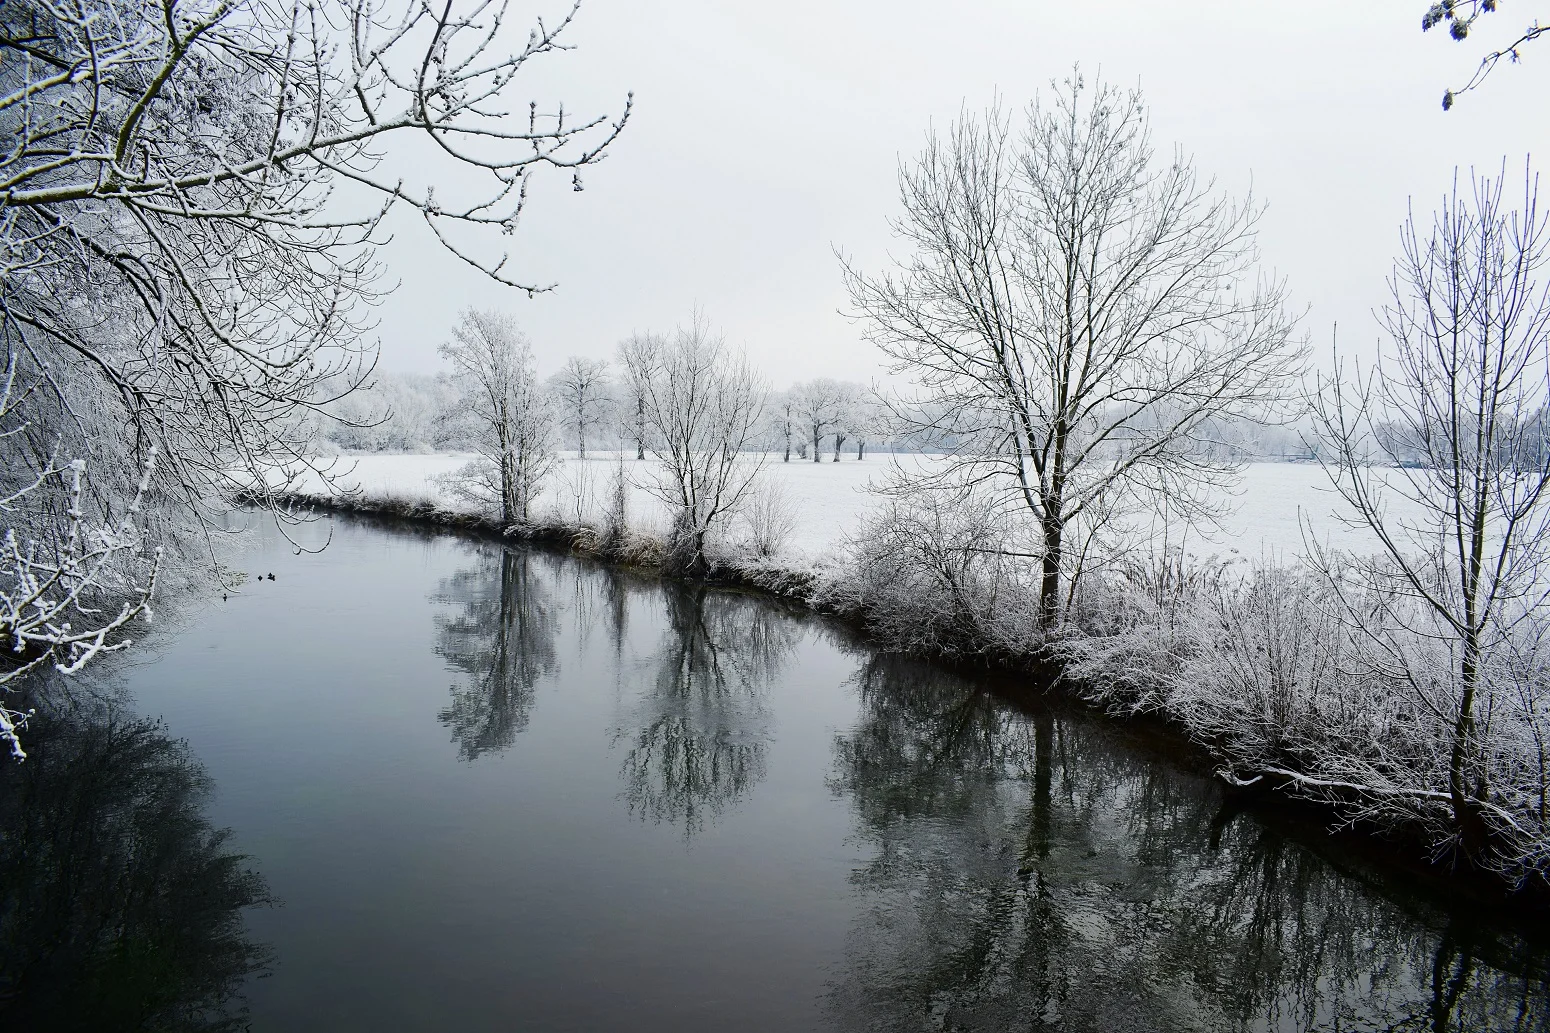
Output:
[[255, 485, 1550, 913]]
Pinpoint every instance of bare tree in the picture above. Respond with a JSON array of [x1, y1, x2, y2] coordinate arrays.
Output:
[[770, 390, 798, 463], [550, 357, 612, 459], [1310, 163, 1550, 868], [0, 0, 626, 760], [842, 71, 1301, 629], [846, 391, 885, 459], [615, 338, 653, 461], [438, 310, 555, 526], [619, 318, 767, 575], [792, 378, 847, 465], [829, 381, 864, 461]]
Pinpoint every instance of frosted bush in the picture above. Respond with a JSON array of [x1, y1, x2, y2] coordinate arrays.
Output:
[[736, 478, 799, 560], [845, 492, 1041, 658]]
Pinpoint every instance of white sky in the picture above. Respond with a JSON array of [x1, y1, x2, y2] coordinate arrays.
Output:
[[364, 0, 1550, 385]]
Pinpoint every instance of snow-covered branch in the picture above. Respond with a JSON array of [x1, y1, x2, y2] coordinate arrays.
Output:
[[1, 451, 160, 759], [1, 0, 628, 536]]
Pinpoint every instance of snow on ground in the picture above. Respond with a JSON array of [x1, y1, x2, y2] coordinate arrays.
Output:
[[326, 452, 478, 500], [321, 453, 1419, 562], [324, 451, 892, 555]]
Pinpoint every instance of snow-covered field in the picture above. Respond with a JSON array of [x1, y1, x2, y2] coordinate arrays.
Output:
[[319, 453, 1417, 562], [316, 452, 891, 555]]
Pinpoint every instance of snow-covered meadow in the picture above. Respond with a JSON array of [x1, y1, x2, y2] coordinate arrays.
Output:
[[318, 453, 1407, 562], [312, 451, 886, 555]]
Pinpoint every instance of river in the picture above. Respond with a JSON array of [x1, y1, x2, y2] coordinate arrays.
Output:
[[1, 515, 1545, 1031]]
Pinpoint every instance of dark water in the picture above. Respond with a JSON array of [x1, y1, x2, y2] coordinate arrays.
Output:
[[2, 517, 1547, 1032]]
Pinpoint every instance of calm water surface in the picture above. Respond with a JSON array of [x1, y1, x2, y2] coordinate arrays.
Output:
[[2, 517, 1547, 1031]]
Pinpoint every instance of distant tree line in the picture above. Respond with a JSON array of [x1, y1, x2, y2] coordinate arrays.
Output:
[[317, 347, 900, 461], [324, 351, 1323, 463]]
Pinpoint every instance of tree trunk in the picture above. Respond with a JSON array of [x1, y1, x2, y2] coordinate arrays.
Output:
[[833, 432, 845, 460], [635, 396, 646, 461], [857, 439, 865, 460], [1038, 423, 1070, 630], [501, 450, 519, 526], [1450, 630, 1490, 857], [1038, 512, 1063, 630], [812, 428, 821, 462]]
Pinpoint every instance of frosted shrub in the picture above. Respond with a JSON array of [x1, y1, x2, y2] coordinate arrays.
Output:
[[1059, 549, 1239, 708], [1067, 553, 1407, 766], [1063, 546, 1550, 884], [600, 455, 629, 553], [1172, 563, 1357, 757], [737, 478, 799, 560], [845, 492, 1040, 658]]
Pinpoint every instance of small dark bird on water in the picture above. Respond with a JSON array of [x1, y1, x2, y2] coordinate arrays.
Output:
[[222, 593, 228, 601], [267, 572, 276, 581]]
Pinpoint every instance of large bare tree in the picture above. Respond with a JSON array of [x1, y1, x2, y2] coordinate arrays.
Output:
[[843, 71, 1301, 630], [619, 317, 766, 575], [1310, 162, 1550, 869]]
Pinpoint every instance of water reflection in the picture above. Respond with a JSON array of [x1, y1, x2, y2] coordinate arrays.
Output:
[[603, 565, 630, 660], [432, 546, 559, 760], [426, 548, 802, 838], [828, 656, 1550, 1032], [614, 585, 798, 836], [0, 697, 271, 1033]]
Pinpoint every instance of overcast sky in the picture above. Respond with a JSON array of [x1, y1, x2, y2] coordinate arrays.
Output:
[[365, 0, 1550, 385]]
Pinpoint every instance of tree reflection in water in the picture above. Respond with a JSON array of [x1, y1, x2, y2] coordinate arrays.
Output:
[[0, 702, 271, 1033], [432, 546, 559, 760], [614, 584, 799, 836], [828, 656, 1550, 1032]]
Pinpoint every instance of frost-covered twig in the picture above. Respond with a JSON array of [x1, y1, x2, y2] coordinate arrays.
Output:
[[1, 451, 161, 759]]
